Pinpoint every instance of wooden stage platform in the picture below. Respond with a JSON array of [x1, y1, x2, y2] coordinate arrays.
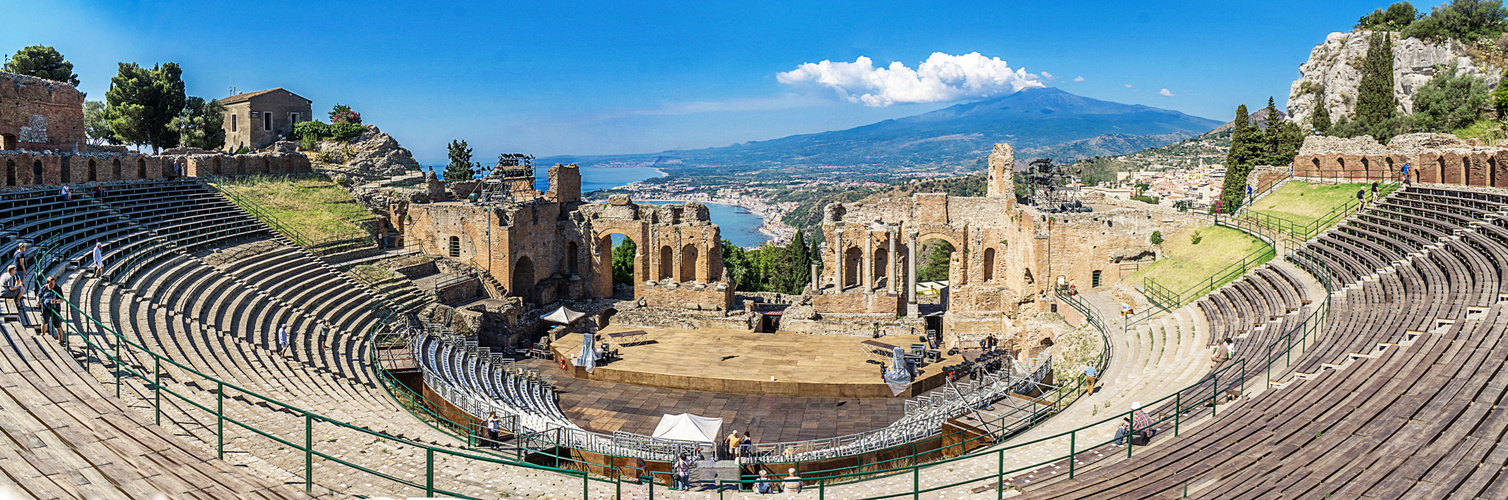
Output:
[[550, 326, 959, 398]]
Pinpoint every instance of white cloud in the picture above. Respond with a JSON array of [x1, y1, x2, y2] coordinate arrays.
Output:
[[1041, 71, 1054, 79], [1072, 76, 1085, 82], [776, 52, 1045, 107], [1125, 84, 1133, 88], [1159, 88, 1175, 97]]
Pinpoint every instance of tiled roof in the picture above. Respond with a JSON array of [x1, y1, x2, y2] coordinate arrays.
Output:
[[220, 87, 309, 105]]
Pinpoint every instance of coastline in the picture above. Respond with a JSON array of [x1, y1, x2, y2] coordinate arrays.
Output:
[[632, 198, 790, 247]]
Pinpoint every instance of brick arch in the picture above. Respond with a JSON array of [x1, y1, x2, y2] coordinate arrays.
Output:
[[4, 159, 13, 187], [111, 158, 121, 180], [680, 244, 699, 282]]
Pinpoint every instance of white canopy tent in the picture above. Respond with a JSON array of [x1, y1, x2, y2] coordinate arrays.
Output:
[[651, 413, 723, 443], [540, 306, 587, 325]]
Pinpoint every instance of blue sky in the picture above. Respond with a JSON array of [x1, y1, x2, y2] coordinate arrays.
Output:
[[3, 1, 1419, 164]]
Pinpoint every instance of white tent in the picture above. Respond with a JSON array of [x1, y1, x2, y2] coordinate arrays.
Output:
[[651, 413, 722, 443], [540, 306, 587, 325]]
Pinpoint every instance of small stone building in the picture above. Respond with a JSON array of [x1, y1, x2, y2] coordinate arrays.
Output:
[[219, 88, 312, 152], [0, 71, 85, 152]]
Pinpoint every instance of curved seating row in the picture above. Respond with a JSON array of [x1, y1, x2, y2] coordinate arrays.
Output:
[[1014, 184, 1508, 498]]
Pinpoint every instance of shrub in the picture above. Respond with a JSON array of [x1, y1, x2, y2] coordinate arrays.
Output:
[[294, 120, 365, 144], [328, 121, 365, 142], [1191, 229, 1203, 245], [1150, 230, 1164, 245], [1400, 0, 1508, 42], [1412, 66, 1489, 132], [234, 146, 250, 154], [1131, 195, 1160, 205]]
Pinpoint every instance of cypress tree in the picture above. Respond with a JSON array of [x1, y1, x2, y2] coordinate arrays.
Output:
[[1356, 31, 1397, 127], [1221, 104, 1257, 212], [1313, 94, 1332, 134]]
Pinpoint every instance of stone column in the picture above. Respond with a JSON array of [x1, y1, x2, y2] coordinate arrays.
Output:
[[833, 228, 844, 289], [810, 263, 821, 294], [887, 228, 897, 294], [907, 229, 919, 316], [863, 230, 874, 291]]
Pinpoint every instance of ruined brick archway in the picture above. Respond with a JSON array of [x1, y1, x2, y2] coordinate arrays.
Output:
[[513, 255, 535, 302]]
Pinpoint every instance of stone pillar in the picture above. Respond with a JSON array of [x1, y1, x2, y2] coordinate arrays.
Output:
[[810, 263, 821, 294], [832, 228, 844, 289], [907, 230, 919, 317], [863, 231, 874, 291], [887, 228, 897, 294]]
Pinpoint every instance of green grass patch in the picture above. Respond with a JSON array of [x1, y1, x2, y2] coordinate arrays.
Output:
[[1247, 180, 1397, 237], [214, 176, 370, 240], [1130, 225, 1272, 301]]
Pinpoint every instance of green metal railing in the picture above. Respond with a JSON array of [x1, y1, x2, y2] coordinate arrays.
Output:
[[1142, 244, 1276, 313], [204, 174, 371, 256]]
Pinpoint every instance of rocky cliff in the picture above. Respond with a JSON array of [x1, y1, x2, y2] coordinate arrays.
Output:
[[313, 125, 421, 177], [1286, 30, 1501, 129]]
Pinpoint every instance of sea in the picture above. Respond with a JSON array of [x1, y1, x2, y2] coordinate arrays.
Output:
[[431, 165, 771, 248]]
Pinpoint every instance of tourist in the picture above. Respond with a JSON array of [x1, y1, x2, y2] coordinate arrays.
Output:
[[94, 183, 104, 199], [727, 430, 743, 460], [59, 185, 70, 201], [40, 277, 62, 342], [740, 431, 753, 459], [1131, 402, 1157, 442], [674, 453, 691, 490], [91, 242, 105, 280], [1209, 339, 1230, 369], [1402, 163, 1411, 185], [755, 469, 775, 494], [316, 320, 329, 350], [632, 457, 649, 484], [1371, 181, 1379, 203], [484, 412, 500, 449], [983, 334, 998, 352], [1223, 338, 1236, 361], [1082, 364, 1097, 394], [14, 242, 29, 306], [1120, 302, 1133, 317], [277, 324, 290, 354], [782, 468, 802, 493], [1356, 188, 1366, 211], [0, 265, 20, 308], [1113, 418, 1131, 446]]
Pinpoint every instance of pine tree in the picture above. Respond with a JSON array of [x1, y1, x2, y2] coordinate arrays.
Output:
[[1356, 31, 1397, 128], [611, 238, 636, 286], [104, 62, 185, 153], [444, 140, 475, 182], [1313, 95, 1333, 134]]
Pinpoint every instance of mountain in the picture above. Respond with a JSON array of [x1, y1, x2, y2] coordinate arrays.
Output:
[[543, 87, 1223, 173]]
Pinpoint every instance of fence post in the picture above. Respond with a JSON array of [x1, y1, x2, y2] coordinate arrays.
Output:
[[217, 380, 224, 459], [1068, 431, 1076, 479], [305, 412, 313, 493], [913, 464, 920, 499], [998, 449, 1005, 499], [1212, 371, 1219, 418], [1174, 392, 1181, 436], [115, 336, 121, 398], [426, 448, 435, 496], [1126, 410, 1134, 458]]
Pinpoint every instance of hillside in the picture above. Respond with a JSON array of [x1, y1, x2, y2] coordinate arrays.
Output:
[[543, 87, 1222, 175]]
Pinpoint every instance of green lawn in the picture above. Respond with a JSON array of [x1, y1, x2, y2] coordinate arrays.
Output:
[[214, 176, 370, 240], [1247, 180, 1397, 237], [1129, 225, 1272, 302]]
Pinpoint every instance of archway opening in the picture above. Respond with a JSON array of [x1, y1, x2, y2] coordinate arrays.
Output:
[[87, 159, 97, 182], [601, 235, 638, 299], [983, 247, 996, 282], [659, 245, 674, 280], [680, 244, 699, 282], [4, 160, 13, 187], [60, 158, 71, 184], [873, 246, 888, 286], [32, 160, 42, 185], [111, 158, 122, 180], [843, 246, 862, 288], [0, 133, 15, 150], [137, 159, 147, 179], [917, 237, 956, 315], [566, 241, 580, 276], [513, 256, 535, 303]]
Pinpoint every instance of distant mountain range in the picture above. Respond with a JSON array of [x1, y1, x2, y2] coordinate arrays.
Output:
[[542, 87, 1224, 172]]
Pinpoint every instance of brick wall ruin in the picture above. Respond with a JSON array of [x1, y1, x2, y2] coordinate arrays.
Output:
[[809, 143, 1200, 352], [0, 72, 84, 152], [1292, 133, 1508, 186], [402, 164, 733, 312]]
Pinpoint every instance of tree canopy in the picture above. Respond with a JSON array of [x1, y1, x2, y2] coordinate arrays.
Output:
[[1411, 66, 1490, 132], [3, 45, 79, 85], [1401, 0, 1508, 41], [83, 101, 115, 146], [445, 140, 476, 182], [104, 62, 185, 153], [174, 96, 226, 150]]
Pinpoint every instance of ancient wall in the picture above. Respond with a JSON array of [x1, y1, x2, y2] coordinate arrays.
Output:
[[404, 175, 734, 314], [0, 71, 85, 152], [1291, 133, 1508, 187], [0, 150, 299, 186], [814, 143, 1197, 350]]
